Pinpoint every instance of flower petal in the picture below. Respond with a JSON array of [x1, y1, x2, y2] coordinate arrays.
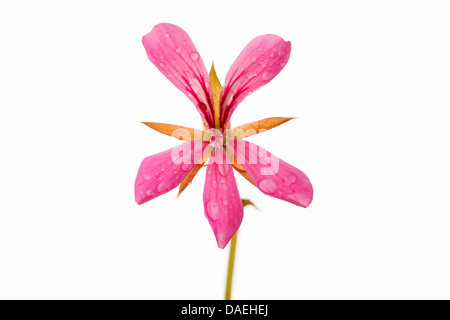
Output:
[[203, 148, 243, 249], [142, 23, 215, 128], [228, 139, 313, 208], [135, 141, 207, 205], [220, 34, 291, 127]]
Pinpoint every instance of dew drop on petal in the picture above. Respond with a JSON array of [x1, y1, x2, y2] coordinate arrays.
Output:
[[220, 178, 225, 184], [175, 46, 182, 53], [159, 62, 166, 68], [251, 56, 257, 62], [146, 189, 154, 196], [164, 32, 170, 38], [212, 180, 217, 188], [190, 52, 199, 61], [181, 163, 192, 172], [247, 91, 253, 96], [289, 174, 297, 183], [284, 174, 297, 186], [223, 200, 229, 206], [160, 167, 166, 172], [262, 71, 274, 81], [269, 52, 275, 57], [259, 178, 279, 194], [157, 180, 171, 193], [218, 164, 230, 177], [206, 200, 220, 221], [143, 173, 151, 181], [188, 78, 201, 94]]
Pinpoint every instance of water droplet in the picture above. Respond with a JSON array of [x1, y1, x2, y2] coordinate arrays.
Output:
[[188, 78, 201, 94], [190, 52, 199, 61], [247, 73, 254, 79], [258, 47, 263, 51], [251, 56, 257, 62], [181, 163, 192, 172], [143, 173, 151, 181], [220, 178, 225, 184], [157, 180, 171, 193], [159, 62, 166, 68], [212, 180, 217, 188], [218, 164, 230, 177], [206, 200, 220, 221], [280, 62, 286, 67], [259, 179, 279, 194], [159, 55, 164, 60], [164, 32, 170, 38], [247, 91, 253, 96], [160, 167, 166, 172], [146, 189, 154, 196], [269, 52, 275, 57], [278, 49, 284, 56], [223, 200, 229, 206], [175, 46, 182, 53], [284, 174, 297, 186], [262, 71, 274, 81]]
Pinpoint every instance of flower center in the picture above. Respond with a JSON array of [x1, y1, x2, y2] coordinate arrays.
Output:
[[208, 128, 224, 149]]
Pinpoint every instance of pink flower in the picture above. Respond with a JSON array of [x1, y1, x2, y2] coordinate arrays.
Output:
[[135, 23, 313, 248]]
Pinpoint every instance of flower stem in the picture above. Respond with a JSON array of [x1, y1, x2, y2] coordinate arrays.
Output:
[[225, 232, 238, 300]]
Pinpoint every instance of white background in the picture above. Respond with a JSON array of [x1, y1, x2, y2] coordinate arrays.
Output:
[[1, 0, 449, 299]]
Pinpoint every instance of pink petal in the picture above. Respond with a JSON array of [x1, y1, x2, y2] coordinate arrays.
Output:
[[220, 34, 291, 127], [142, 23, 215, 128], [135, 141, 207, 205], [228, 139, 313, 208], [203, 148, 243, 249]]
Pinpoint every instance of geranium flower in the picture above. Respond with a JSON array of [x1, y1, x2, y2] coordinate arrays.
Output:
[[135, 23, 313, 248]]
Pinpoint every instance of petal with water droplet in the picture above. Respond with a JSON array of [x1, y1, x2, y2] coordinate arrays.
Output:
[[220, 34, 291, 127], [228, 139, 313, 208], [203, 148, 243, 249], [135, 141, 208, 205], [142, 23, 215, 128]]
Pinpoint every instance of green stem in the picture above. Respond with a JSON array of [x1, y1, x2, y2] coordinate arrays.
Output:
[[225, 232, 238, 300]]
